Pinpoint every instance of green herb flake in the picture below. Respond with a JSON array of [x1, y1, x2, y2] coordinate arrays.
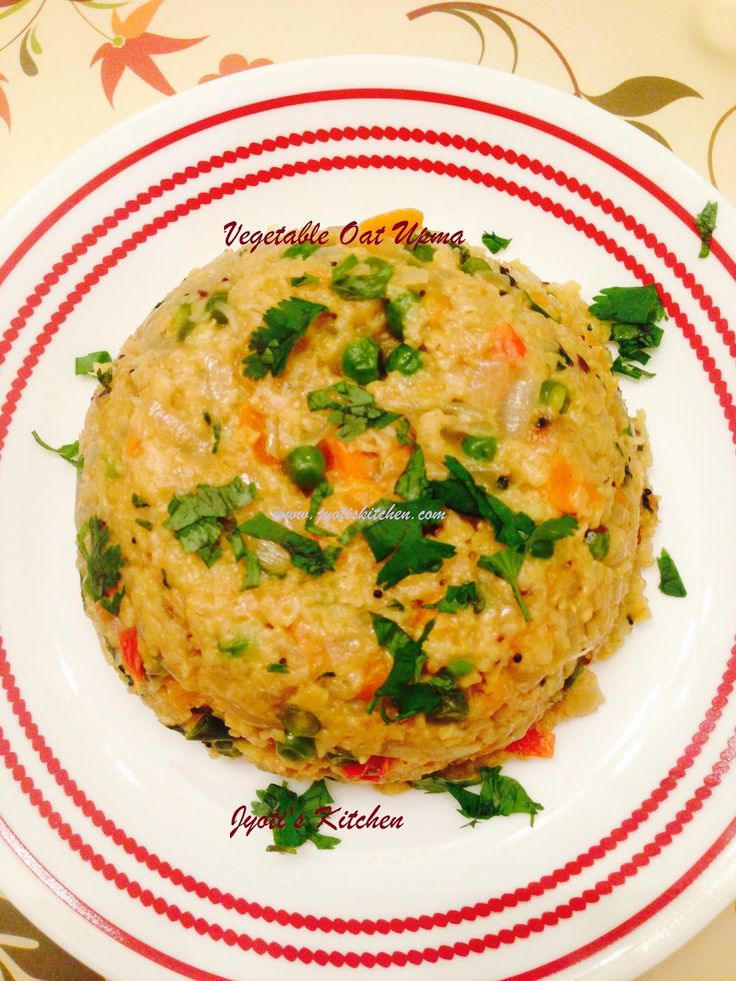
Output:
[[134, 518, 153, 531], [218, 636, 251, 657], [305, 480, 335, 537], [77, 516, 125, 614], [267, 662, 289, 673], [238, 512, 340, 577], [695, 201, 718, 259], [282, 242, 321, 259], [385, 291, 419, 340], [460, 256, 491, 276], [32, 430, 83, 471], [657, 548, 687, 597], [251, 779, 340, 853], [416, 765, 543, 827], [369, 614, 467, 723], [482, 231, 512, 254], [589, 285, 664, 325], [330, 254, 394, 300], [244, 297, 327, 379], [405, 240, 434, 262], [74, 351, 112, 381], [131, 494, 149, 508], [427, 582, 485, 614], [394, 444, 428, 501], [165, 476, 255, 566], [479, 548, 530, 621], [290, 274, 320, 287], [306, 380, 402, 441]]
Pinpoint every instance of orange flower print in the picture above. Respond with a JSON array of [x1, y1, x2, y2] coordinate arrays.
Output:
[[91, 0, 206, 106], [199, 53, 272, 84], [0, 73, 9, 130]]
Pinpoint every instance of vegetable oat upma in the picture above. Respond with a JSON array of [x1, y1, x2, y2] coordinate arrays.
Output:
[[74, 212, 658, 786]]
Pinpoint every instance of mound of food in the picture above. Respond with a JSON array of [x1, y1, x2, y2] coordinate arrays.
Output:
[[75, 213, 657, 785]]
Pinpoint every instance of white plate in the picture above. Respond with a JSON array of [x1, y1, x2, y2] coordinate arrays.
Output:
[[0, 55, 735, 981]]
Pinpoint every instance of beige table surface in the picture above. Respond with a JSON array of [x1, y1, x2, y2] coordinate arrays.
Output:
[[0, 1, 734, 978]]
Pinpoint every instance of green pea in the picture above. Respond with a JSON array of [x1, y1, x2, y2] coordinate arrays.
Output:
[[447, 658, 474, 677], [461, 435, 497, 461], [584, 528, 610, 561], [281, 705, 321, 737], [283, 445, 325, 492], [540, 380, 571, 414], [386, 343, 422, 375], [276, 733, 315, 761], [341, 337, 383, 384]]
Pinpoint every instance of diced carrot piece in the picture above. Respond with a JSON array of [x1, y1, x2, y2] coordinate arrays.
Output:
[[341, 755, 394, 782], [359, 209, 424, 241], [320, 436, 379, 481], [490, 323, 527, 360], [547, 458, 602, 515], [356, 660, 390, 702], [238, 403, 265, 431], [124, 431, 142, 457], [253, 433, 279, 466], [504, 726, 555, 758], [119, 627, 146, 683]]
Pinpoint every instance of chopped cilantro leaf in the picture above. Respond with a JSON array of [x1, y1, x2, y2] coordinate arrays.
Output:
[[524, 515, 579, 558], [369, 614, 467, 723], [306, 380, 401, 441], [77, 516, 125, 614], [238, 512, 340, 577], [460, 256, 491, 276], [417, 766, 542, 827], [131, 494, 149, 508], [267, 662, 289, 673], [362, 498, 454, 589], [385, 291, 419, 340], [32, 430, 83, 471], [479, 548, 530, 621], [427, 581, 485, 614], [657, 548, 687, 597], [291, 274, 320, 287], [394, 444, 428, 500], [405, 240, 434, 262], [227, 531, 261, 589], [135, 518, 153, 530], [282, 242, 321, 259], [330, 254, 393, 300], [75, 350, 112, 389], [305, 480, 335, 537], [482, 231, 511, 254], [589, 284, 665, 380], [589, 285, 663, 325], [165, 476, 255, 567], [244, 297, 327, 379], [251, 779, 340, 853], [695, 201, 718, 258]]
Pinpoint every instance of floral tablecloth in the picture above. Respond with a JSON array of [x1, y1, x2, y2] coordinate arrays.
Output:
[[0, 1, 734, 978]]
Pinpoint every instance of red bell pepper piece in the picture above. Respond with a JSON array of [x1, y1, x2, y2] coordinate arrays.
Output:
[[341, 755, 393, 782], [119, 627, 146, 682], [504, 726, 555, 758]]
